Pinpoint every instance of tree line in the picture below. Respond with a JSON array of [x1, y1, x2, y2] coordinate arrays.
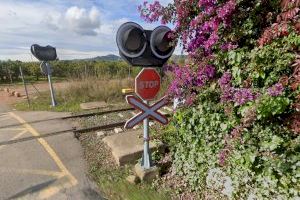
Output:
[[0, 60, 141, 83]]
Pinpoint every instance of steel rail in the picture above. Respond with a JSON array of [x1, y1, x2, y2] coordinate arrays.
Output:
[[0, 113, 172, 146], [62, 107, 134, 119], [0, 107, 134, 129], [0, 121, 126, 146]]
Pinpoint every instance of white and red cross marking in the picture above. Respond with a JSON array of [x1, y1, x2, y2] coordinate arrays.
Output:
[[124, 95, 168, 129]]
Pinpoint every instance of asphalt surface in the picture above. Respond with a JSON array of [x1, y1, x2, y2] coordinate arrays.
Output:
[[0, 107, 104, 200], [0, 102, 10, 113]]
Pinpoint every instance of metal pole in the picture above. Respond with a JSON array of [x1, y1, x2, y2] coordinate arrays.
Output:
[[142, 100, 152, 169], [19, 66, 30, 107], [46, 62, 57, 107]]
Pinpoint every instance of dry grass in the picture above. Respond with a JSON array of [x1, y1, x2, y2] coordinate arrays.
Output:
[[59, 77, 134, 103], [15, 77, 134, 112]]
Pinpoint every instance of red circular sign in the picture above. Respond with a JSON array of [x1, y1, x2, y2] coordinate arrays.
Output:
[[135, 68, 161, 100]]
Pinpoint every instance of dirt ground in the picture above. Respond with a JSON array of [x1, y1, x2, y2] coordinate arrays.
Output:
[[0, 82, 70, 108]]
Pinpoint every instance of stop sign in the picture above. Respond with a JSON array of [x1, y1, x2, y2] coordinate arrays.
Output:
[[135, 68, 161, 101]]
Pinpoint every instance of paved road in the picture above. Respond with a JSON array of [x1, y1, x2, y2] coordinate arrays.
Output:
[[0, 104, 10, 113], [0, 110, 104, 200]]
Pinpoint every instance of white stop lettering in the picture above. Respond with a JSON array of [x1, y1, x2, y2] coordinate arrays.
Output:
[[138, 81, 159, 89]]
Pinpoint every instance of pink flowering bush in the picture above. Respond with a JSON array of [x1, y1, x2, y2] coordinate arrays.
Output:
[[140, 0, 300, 199]]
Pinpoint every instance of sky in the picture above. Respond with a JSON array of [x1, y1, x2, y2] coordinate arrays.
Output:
[[0, 0, 180, 61], [0, 0, 178, 61]]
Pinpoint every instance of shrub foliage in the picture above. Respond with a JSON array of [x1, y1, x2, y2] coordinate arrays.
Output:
[[141, 0, 300, 199]]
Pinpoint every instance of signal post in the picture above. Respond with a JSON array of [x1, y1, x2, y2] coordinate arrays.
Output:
[[30, 44, 58, 107], [116, 22, 176, 180]]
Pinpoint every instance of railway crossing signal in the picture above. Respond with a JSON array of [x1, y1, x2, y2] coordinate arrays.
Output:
[[124, 95, 168, 129], [31, 44, 57, 107], [117, 22, 175, 170]]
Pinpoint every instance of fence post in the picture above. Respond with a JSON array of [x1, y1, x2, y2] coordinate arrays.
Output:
[[19, 66, 30, 107]]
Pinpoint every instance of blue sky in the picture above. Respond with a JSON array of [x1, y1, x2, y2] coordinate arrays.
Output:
[[0, 0, 176, 61]]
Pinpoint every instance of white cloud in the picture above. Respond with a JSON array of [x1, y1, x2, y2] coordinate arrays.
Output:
[[58, 48, 115, 60], [41, 6, 102, 36], [0, 0, 182, 61], [131, 0, 173, 6], [157, 0, 173, 6], [64, 6, 101, 36], [97, 17, 129, 35], [42, 12, 61, 31], [0, 47, 115, 61]]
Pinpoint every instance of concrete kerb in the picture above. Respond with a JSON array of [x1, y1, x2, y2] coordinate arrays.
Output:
[[102, 130, 165, 166]]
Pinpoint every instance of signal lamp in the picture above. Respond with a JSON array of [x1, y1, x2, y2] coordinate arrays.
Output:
[[31, 44, 57, 61], [150, 26, 174, 60]]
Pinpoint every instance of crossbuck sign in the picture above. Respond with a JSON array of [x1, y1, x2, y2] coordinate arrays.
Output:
[[124, 95, 168, 129]]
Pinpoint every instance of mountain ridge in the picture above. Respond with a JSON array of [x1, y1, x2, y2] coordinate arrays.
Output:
[[71, 54, 186, 62]]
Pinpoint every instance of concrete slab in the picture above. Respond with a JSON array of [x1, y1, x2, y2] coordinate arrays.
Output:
[[114, 128, 123, 134], [80, 101, 108, 110], [134, 164, 159, 183], [102, 130, 163, 166]]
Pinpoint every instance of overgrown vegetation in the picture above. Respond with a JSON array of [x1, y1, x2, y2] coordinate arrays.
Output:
[[16, 77, 133, 112], [141, 0, 300, 199], [15, 78, 133, 112]]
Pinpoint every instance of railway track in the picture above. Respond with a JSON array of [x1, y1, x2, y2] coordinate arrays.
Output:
[[0, 106, 173, 146], [0, 107, 134, 129]]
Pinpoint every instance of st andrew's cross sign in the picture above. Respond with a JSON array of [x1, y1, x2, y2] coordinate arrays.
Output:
[[124, 95, 168, 129]]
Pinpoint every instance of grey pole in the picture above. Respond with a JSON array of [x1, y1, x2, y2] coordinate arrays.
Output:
[[142, 100, 152, 169], [19, 66, 30, 107], [46, 62, 57, 107]]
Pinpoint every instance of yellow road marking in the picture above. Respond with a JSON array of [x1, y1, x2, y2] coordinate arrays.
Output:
[[38, 181, 74, 199], [0, 168, 64, 178], [8, 112, 78, 199], [0, 129, 27, 151]]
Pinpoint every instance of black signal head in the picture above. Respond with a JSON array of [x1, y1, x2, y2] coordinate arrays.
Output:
[[116, 22, 176, 67], [31, 44, 57, 61]]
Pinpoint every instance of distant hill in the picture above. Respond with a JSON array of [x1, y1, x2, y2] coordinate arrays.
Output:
[[88, 54, 121, 61], [71, 54, 186, 62], [71, 54, 121, 61]]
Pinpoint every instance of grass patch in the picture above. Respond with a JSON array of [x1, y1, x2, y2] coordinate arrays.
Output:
[[15, 78, 133, 112], [79, 131, 171, 200], [60, 78, 133, 103], [91, 166, 170, 200], [15, 92, 82, 112]]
